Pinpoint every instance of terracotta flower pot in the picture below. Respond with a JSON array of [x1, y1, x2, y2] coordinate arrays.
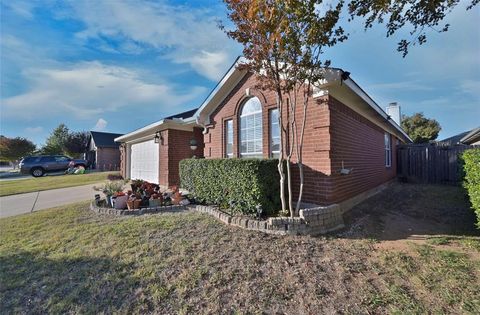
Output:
[[134, 199, 142, 209]]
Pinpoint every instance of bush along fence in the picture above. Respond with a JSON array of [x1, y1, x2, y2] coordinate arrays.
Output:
[[180, 158, 282, 216], [461, 148, 480, 227]]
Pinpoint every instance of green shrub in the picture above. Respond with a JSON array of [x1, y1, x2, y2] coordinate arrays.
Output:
[[461, 148, 480, 228], [180, 158, 281, 216]]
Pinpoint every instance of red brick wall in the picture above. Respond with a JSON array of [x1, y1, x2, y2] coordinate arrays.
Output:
[[203, 72, 401, 205], [159, 127, 204, 187], [96, 147, 121, 171], [119, 128, 203, 186], [204, 73, 332, 204], [327, 97, 398, 203]]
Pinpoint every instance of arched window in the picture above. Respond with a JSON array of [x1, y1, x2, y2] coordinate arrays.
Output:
[[240, 97, 263, 158]]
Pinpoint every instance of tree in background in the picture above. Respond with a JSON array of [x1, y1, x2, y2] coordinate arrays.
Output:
[[401, 113, 441, 143], [41, 124, 69, 155], [0, 136, 36, 167], [223, 0, 346, 216], [63, 131, 89, 158], [348, 0, 479, 56]]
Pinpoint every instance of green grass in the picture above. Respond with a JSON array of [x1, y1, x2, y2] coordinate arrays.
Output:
[[372, 245, 480, 314], [1, 202, 479, 314], [0, 171, 119, 196]]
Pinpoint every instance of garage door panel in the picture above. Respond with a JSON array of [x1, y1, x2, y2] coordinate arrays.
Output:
[[130, 140, 159, 183]]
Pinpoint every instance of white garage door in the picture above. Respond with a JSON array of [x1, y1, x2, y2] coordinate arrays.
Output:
[[130, 140, 159, 183]]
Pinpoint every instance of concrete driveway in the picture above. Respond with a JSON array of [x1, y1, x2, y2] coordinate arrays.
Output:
[[0, 183, 100, 218]]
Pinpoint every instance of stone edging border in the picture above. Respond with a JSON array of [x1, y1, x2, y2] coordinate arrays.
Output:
[[90, 202, 344, 235], [90, 181, 390, 235], [89, 203, 187, 216]]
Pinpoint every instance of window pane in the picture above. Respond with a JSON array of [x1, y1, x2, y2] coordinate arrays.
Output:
[[240, 129, 246, 141], [247, 141, 254, 152], [271, 125, 280, 138], [246, 116, 254, 128], [241, 118, 246, 128], [270, 109, 280, 157], [271, 142, 280, 152], [240, 97, 263, 157], [240, 143, 247, 152], [241, 97, 262, 114], [225, 120, 233, 158]]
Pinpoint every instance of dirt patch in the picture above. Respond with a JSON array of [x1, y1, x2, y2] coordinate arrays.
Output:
[[341, 182, 480, 241]]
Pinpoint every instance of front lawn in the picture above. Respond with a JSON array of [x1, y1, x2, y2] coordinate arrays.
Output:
[[0, 171, 120, 197], [1, 191, 479, 313]]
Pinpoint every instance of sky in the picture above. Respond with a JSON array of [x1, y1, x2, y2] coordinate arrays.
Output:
[[1, 0, 479, 146]]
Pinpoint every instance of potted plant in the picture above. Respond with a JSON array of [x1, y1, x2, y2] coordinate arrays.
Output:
[[94, 180, 126, 208], [127, 195, 142, 210], [170, 185, 183, 205], [149, 193, 163, 207], [130, 179, 145, 193], [114, 192, 128, 209]]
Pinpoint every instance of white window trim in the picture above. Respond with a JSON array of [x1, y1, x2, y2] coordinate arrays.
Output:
[[225, 120, 233, 158], [270, 109, 280, 158], [240, 98, 263, 158], [385, 133, 392, 167]]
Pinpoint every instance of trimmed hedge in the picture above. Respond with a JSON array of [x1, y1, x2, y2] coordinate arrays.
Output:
[[180, 158, 281, 216], [461, 148, 480, 228]]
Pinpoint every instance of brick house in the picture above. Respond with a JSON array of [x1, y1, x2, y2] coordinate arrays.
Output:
[[86, 131, 123, 171], [116, 58, 411, 205]]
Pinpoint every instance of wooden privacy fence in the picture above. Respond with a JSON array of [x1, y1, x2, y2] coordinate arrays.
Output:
[[397, 144, 477, 185]]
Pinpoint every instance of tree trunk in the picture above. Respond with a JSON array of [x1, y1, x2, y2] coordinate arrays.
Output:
[[276, 94, 287, 214], [287, 93, 297, 217], [295, 88, 309, 213], [286, 155, 293, 216]]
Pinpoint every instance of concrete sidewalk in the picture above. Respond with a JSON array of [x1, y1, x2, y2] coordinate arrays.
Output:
[[0, 183, 100, 218]]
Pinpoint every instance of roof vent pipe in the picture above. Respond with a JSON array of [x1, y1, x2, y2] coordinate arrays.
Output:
[[386, 102, 401, 126]]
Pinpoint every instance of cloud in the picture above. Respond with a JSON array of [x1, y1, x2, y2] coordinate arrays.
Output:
[[93, 118, 108, 131], [2, 61, 207, 121], [1, 1, 35, 19], [458, 80, 480, 99], [25, 126, 43, 133], [368, 81, 434, 92], [63, 0, 239, 81]]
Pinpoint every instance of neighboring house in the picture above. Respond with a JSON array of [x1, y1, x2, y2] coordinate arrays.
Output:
[[461, 128, 480, 145], [86, 131, 123, 171], [116, 58, 411, 205], [439, 127, 480, 146]]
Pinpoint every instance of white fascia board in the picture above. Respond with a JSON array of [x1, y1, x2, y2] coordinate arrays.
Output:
[[460, 127, 480, 143], [115, 119, 166, 142], [343, 78, 412, 143], [115, 119, 199, 143]]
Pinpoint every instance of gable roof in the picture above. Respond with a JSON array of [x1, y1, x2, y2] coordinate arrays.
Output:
[[164, 108, 198, 120], [439, 127, 480, 145], [194, 58, 412, 143], [114, 109, 199, 143], [460, 127, 480, 145], [89, 131, 124, 148], [438, 130, 471, 145]]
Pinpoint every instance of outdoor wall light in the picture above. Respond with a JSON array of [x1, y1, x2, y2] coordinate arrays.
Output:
[[154, 132, 163, 145], [189, 139, 198, 151]]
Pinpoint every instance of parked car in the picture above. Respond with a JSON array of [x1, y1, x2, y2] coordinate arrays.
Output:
[[19, 155, 89, 177]]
